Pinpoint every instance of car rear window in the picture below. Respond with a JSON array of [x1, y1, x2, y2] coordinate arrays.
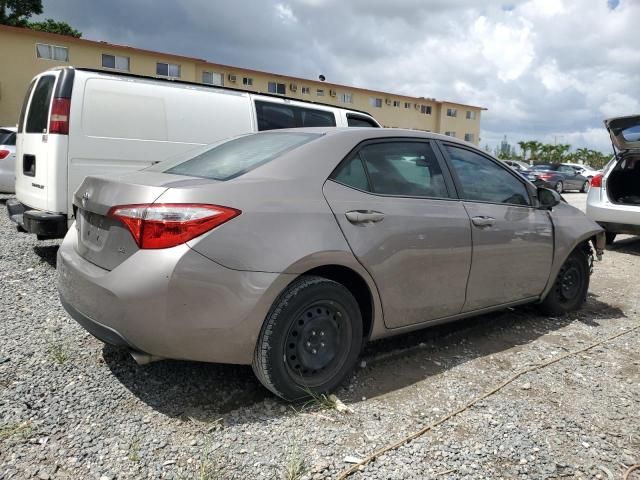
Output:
[[160, 132, 322, 180], [26, 75, 56, 134], [0, 129, 16, 146]]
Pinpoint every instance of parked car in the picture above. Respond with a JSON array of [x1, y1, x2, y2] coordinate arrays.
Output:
[[587, 115, 640, 244], [502, 159, 530, 171], [57, 128, 605, 401], [523, 164, 590, 193], [562, 162, 600, 180], [0, 126, 17, 193], [7, 67, 380, 240]]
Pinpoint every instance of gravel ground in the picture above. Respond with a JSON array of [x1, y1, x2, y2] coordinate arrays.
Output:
[[1, 192, 639, 480]]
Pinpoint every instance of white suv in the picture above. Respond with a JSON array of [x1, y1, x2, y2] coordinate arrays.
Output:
[[586, 115, 640, 244]]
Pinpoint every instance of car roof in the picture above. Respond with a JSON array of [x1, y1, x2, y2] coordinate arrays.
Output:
[[270, 126, 473, 146]]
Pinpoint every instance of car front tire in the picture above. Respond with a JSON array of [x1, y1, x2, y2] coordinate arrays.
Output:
[[539, 247, 590, 315], [252, 275, 363, 401]]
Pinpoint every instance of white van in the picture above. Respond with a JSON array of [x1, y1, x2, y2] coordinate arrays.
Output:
[[7, 67, 380, 238]]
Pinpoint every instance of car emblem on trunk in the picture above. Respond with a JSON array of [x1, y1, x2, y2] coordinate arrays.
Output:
[[81, 192, 90, 207]]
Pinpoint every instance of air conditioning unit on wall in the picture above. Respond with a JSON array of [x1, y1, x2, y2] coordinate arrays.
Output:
[[228, 74, 237, 83], [415, 104, 421, 110], [385, 98, 392, 105], [289, 83, 297, 92], [329, 89, 336, 97]]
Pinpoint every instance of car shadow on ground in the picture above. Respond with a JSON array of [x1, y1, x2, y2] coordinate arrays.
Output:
[[33, 245, 59, 268], [608, 236, 640, 256], [103, 294, 624, 424]]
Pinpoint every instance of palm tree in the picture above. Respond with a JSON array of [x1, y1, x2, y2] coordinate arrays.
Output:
[[528, 141, 543, 164], [518, 141, 528, 162]]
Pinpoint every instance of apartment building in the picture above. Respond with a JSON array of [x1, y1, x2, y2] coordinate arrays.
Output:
[[0, 25, 484, 143]]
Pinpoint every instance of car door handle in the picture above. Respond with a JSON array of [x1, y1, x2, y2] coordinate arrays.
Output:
[[345, 210, 385, 224], [471, 216, 495, 227]]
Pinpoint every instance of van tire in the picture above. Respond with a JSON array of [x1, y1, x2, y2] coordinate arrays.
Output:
[[539, 248, 590, 315], [605, 232, 617, 245], [252, 275, 362, 402]]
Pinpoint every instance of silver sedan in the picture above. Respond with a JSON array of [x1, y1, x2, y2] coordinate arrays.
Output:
[[58, 128, 605, 401]]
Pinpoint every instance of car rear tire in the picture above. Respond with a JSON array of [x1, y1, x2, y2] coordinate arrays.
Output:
[[580, 180, 590, 193], [555, 181, 564, 194], [252, 275, 363, 401], [605, 232, 617, 245], [539, 247, 590, 315]]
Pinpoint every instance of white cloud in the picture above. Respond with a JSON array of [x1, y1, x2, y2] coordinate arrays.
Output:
[[275, 3, 297, 24]]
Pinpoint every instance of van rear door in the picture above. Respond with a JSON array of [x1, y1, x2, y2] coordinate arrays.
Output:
[[15, 71, 68, 213]]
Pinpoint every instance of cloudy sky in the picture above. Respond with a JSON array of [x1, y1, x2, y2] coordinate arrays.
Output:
[[37, 0, 639, 153]]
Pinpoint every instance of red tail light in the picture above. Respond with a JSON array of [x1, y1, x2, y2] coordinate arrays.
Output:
[[107, 203, 241, 249], [49, 98, 71, 135], [0, 150, 9, 160], [590, 173, 603, 188], [538, 173, 553, 180]]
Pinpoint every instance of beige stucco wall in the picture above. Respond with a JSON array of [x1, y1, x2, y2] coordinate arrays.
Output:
[[0, 26, 483, 143]]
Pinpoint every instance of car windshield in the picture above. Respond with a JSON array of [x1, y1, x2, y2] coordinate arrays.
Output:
[[151, 131, 322, 181]]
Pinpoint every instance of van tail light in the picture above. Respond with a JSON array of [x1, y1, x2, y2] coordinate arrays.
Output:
[[49, 98, 71, 134], [0, 150, 9, 160], [590, 173, 603, 188], [107, 203, 241, 249]]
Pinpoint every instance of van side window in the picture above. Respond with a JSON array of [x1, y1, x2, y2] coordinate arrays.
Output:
[[347, 114, 379, 128], [26, 76, 56, 134], [18, 80, 37, 133], [255, 100, 336, 131]]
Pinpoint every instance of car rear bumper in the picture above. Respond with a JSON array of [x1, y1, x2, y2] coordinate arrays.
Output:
[[586, 189, 640, 234], [57, 228, 296, 365]]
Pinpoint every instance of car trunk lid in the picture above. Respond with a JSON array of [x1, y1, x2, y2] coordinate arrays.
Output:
[[73, 171, 211, 270], [604, 115, 640, 156]]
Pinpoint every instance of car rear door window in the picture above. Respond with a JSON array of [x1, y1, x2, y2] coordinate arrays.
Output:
[[160, 132, 321, 180], [445, 145, 531, 206], [26, 75, 56, 134], [332, 141, 449, 198], [255, 101, 336, 131]]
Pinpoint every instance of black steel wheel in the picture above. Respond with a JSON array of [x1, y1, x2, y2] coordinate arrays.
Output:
[[253, 276, 362, 401], [539, 247, 590, 315]]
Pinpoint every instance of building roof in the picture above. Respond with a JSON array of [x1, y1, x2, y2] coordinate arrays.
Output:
[[0, 24, 486, 111]]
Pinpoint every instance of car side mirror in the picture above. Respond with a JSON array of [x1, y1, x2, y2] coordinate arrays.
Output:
[[537, 187, 561, 210]]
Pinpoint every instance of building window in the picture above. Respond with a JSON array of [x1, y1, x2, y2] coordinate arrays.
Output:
[[341, 93, 353, 104], [421, 105, 432, 115], [202, 71, 224, 86], [36, 43, 69, 61], [316, 89, 325, 96], [370, 97, 383, 108], [466, 110, 477, 120], [157, 62, 181, 77], [300, 87, 309, 95], [464, 133, 475, 142], [268, 82, 286, 95], [392, 100, 400, 107], [243, 77, 253, 86], [404, 102, 411, 109], [446, 108, 457, 117], [445, 131, 456, 137], [102, 54, 129, 71]]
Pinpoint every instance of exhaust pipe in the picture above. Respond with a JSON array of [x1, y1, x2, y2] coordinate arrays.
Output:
[[129, 350, 164, 365]]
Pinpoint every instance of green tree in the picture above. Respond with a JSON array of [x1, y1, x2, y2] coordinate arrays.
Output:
[[29, 18, 81, 37], [528, 141, 543, 163], [0, 0, 42, 26], [517, 141, 528, 161]]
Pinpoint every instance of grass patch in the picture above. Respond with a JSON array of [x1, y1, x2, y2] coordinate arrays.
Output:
[[284, 444, 307, 480], [47, 340, 69, 364], [128, 437, 141, 462], [301, 387, 338, 411], [0, 422, 32, 442]]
